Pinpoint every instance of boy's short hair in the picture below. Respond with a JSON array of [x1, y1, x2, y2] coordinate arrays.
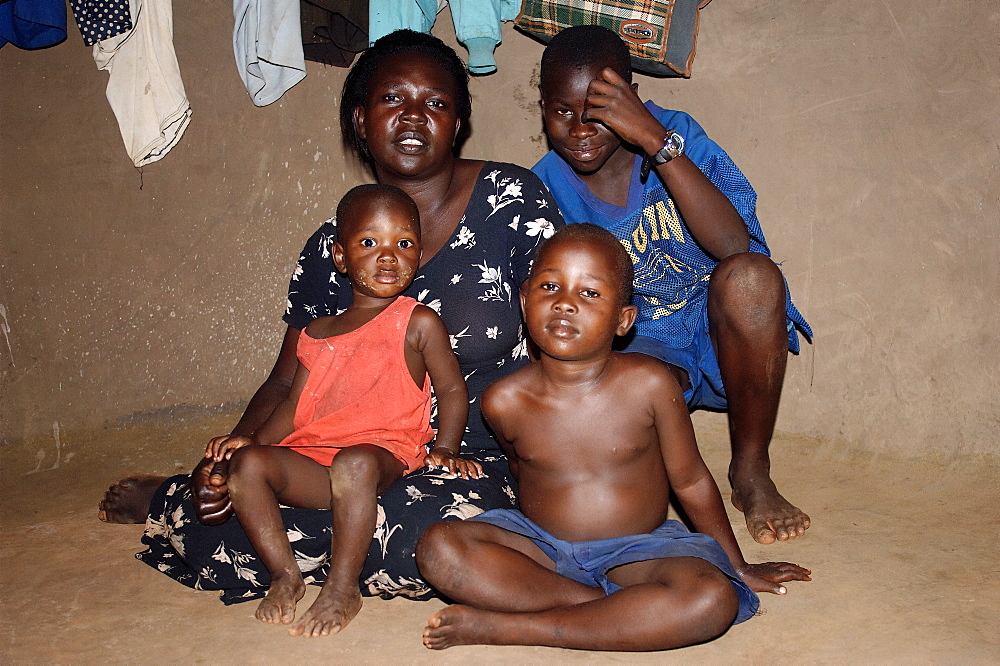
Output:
[[335, 184, 420, 244], [532, 223, 634, 308], [540, 25, 633, 91]]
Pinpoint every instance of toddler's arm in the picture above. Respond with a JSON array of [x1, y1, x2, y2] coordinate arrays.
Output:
[[409, 306, 479, 479], [204, 360, 309, 462], [582, 67, 750, 260], [652, 368, 810, 593]]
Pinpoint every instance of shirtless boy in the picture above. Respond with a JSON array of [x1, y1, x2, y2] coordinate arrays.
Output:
[[203, 184, 481, 637], [416, 224, 810, 651], [531, 25, 813, 544]]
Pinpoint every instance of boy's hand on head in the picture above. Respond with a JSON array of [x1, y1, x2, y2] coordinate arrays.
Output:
[[424, 449, 483, 480], [736, 561, 812, 595], [582, 67, 668, 155]]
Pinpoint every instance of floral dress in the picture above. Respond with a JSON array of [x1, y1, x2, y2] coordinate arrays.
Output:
[[136, 162, 563, 603]]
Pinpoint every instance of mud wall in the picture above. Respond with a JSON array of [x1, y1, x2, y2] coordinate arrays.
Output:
[[2, 0, 997, 458]]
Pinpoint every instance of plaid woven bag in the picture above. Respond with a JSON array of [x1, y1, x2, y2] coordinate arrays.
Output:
[[514, 0, 711, 77]]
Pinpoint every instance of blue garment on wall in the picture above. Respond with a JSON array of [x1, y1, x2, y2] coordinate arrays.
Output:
[[0, 0, 67, 49], [369, 0, 520, 74], [70, 0, 132, 46]]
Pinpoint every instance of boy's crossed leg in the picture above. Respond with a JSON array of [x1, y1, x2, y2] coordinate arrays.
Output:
[[417, 521, 739, 651]]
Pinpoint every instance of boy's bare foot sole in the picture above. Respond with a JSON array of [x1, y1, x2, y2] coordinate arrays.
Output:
[[424, 605, 510, 649], [287, 583, 362, 637], [98, 475, 167, 523], [730, 475, 810, 544], [256, 575, 307, 625]]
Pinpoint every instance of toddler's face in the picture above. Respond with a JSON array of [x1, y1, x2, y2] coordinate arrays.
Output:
[[335, 202, 421, 301]]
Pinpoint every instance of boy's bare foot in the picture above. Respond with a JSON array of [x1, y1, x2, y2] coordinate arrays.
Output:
[[423, 605, 511, 649], [730, 473, 810, 544], [98, 475, 166, 523], [256, 573, 307, 625], [287, 582, 362, 637]]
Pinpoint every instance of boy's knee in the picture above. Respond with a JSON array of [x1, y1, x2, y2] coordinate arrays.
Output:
[[686, 569, 740, 635], [713, 252, 782, 293], [710, 252, 784, 320], [416, 521, 467, 574]]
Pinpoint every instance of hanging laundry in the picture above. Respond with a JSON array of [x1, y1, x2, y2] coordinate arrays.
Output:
[[300, 0, 367, 68], [448, 0, 520, 74], [234, 0, 306, 106], [369, 0, 519, 75], [94, 0, 192, 166], [0, 0, 67, 50], [70, 0, 132, 46]]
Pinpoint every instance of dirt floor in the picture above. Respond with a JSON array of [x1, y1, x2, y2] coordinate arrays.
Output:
[[2, 409, 998, 663]]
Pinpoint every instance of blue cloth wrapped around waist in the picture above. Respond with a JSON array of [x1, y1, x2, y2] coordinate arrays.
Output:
[[470, 508, 759, 624]]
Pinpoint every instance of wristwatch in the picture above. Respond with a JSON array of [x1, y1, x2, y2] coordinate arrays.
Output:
[[640, 130, 685, 181]]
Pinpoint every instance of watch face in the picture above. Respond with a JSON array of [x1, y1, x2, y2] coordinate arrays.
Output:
[[666, 131, 684, 157]]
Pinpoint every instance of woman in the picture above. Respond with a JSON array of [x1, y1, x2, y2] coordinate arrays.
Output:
[[101, 30, 563, 603]]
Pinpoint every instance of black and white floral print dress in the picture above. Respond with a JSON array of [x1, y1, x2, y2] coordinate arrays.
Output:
[[136, 162, 563, 603]]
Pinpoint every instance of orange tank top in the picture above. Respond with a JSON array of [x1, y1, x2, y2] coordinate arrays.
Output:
[[275, 296, 434, 471]]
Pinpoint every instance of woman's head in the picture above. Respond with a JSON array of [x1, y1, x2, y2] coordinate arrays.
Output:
[[341, 30, 472, 167]]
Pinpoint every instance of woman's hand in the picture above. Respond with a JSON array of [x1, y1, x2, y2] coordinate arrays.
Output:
[[736, 561, 812, 594], [191, 456, 234, 525], [425, 448, 483, 479]]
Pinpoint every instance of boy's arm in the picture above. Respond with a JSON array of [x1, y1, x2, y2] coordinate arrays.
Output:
[[583, 68, 750, 260], [481, 381, 519, 480], [651, 369, 810, 594], [410, 307, 478, 478]]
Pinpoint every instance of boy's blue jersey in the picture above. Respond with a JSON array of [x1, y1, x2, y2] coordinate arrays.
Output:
[[532, 102, 811, 353]]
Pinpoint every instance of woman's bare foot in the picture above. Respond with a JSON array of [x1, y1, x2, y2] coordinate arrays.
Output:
[[730, 471, 810, 544], [423, 605, 515, 649], [98, 475, 166, 523], [256, 573, 306, 625], [287, 582, 362, 637]]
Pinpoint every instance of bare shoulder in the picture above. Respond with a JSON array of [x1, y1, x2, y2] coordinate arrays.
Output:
[[407, 303, 447, 335], [610, 352, 685, 398], [304, 314, 338, 338], [482, 364, 539, 415]]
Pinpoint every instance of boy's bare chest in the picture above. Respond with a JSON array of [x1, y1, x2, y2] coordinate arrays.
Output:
[[511, 407, 657, 469]]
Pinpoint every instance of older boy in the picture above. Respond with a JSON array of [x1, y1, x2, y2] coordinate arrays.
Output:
[[416, 225, 809, 651], [531, 25, 813, 545]]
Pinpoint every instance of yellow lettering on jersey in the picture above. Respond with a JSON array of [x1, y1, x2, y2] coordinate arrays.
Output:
[[632, 221, 648, 253], [649, 298, 688, 319], [648, 200, 683, 244]]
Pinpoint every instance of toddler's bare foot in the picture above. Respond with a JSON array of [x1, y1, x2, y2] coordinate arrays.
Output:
[[98, 475, 166, 523], [730, 471, 810, 544], [423, 605, 512, 649], [256, 573, 306, 625], [287, 582, 362, 637]]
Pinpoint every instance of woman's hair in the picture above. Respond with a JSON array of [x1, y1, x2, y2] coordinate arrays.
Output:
[[540, 25, 633, 91], [340, 29, 472, 164]]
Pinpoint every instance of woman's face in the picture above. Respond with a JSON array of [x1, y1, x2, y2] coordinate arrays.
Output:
[[354, 52, 462, 180]]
